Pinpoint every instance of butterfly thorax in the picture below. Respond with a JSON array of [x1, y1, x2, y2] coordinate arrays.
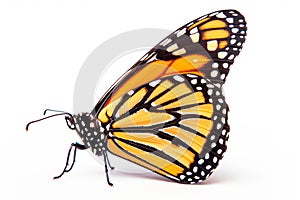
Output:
[[73, 112, 107, 156]]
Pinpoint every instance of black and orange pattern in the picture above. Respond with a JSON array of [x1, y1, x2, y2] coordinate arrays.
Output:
[[27, 9, 247, 185], [82, 9, 247, 184], [98, 74, 228, 183], [92, 10, 246, 112], [36, 9, 248, 185]]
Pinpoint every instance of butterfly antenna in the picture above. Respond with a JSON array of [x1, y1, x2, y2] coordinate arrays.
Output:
[[26, 112, 74, 131], [43, 109, 67, 115]]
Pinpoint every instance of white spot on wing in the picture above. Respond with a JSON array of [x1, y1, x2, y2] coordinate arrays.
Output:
[[198, 159, 204, 165], [149, 79, 161, 87], [160, 38, 172, 46], [222, 108, 227, 114], [218, 51, 228, 59], [221, 117, 226, 123], [190, 27, 198, 34], [191, 79, 197, 85], [206, 84, 214, 88], [217, 149, 222, 154], [213, 157, 218, 163], [223, 63, 229, 68], [228, 54, 235, 60], [205, 153, 209, 159], [190, 33, 200, 43], [173, 48, 186, 56], [220, 74, 226, 80], [207, 40, 218, 51], [211, 70, 218, 78], [197, 15, 207, 21], [209, 11, 218, 17], [232, 28, 239, 33], [187, 22, 193, 27], [186, 74, 197, 78], [212, 63, 218, 68], [128, 90, 134, 95], [226, 18, 234, 23], [167, 43, 178, 52], [216, 12, 226, 18], [173, 75, 184, 82], [177, 28, 186, 37]]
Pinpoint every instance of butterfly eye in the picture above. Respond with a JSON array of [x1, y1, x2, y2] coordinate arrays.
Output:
[[65, 116, 76, 130]]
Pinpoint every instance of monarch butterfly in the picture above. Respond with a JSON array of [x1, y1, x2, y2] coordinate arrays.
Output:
[[26, 9, 247, 185]]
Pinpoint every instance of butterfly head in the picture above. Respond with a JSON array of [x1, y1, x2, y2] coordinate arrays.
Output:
[[26, 110, 107, 156], [71, 112, 107, 156]]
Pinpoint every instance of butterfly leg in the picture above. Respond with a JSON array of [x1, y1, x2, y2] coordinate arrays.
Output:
[[53, 142, 87, 179], [103, 151, 113, 186], [104, 151, 114, 170]]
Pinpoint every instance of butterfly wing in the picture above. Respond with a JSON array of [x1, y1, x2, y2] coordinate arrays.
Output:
[[93, 9, 246, 183], [99, 73, 229, 183], [92, 9, 246, 116]]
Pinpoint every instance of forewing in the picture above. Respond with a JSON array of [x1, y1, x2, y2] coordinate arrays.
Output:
[[92, 9, 246, 116]]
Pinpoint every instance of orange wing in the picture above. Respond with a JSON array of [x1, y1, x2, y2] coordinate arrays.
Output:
[[98, 74, 229, 183], [92, 9, 246, 183], [92, 9, 246, 116]]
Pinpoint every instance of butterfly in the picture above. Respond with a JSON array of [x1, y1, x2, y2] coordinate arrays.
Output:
[[26, 9, 247, 185]]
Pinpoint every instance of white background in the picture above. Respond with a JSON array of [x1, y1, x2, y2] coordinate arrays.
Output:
[[1, 1, 299, 199]]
